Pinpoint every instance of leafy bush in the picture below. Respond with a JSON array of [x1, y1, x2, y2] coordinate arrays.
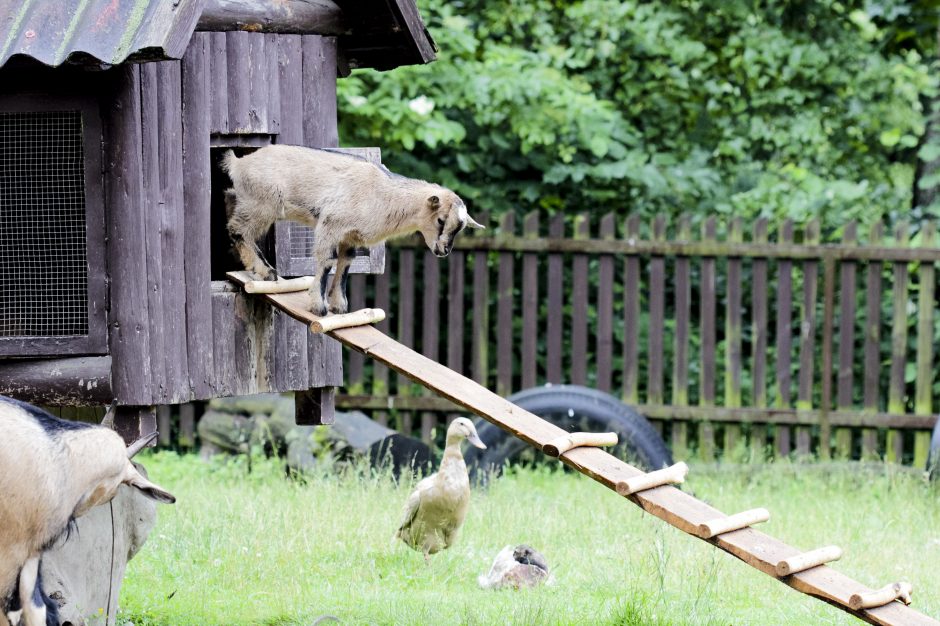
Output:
[[338, 1, 936, 232]]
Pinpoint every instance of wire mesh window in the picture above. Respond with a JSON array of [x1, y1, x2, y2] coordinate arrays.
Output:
[[0, 110, 89, 338]]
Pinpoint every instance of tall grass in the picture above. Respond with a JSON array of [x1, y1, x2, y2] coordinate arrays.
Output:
[[121, 452, 940, 625]]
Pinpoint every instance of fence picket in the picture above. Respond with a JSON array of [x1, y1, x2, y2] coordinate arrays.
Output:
[[699, 217, 717, 461], [796, 220, 820, 456], [671, 215, 692, 459], [750, 219, 769, 458], [725, 218, 743, 457], [346, 274, 366, 393], [913, 222, 936, 468], [571, 215, 590, 385], [421, 249, 441, 443], [623, 214, 641, 404], [887, 222, 910, 463], [397, 248, 415, 435], [471, 213, 491, 387], [834, 223, 857, 459], [597, 213, 616, 392], [648, 215, 666, 405], [496, 213, 516, 398], [861, 222, 884, 459], [774, 220, 795, 457], [373, 270, 390, 426], [522, 212, 540, 390], [546, 214, 565, 384]]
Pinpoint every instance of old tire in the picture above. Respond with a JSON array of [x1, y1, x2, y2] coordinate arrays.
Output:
[[465, 385, 672, 479]]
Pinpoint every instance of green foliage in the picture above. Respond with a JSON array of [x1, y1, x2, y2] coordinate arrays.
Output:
[[338, 1, 936, 229]]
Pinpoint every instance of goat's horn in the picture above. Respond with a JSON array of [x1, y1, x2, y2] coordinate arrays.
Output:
[[101, 400, 118, 429], [126, 431, 158, 459], [466, 215, 485, 230]]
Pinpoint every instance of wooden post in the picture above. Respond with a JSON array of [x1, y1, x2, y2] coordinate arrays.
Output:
[[724, 218, 743, 457], [774, 220, 795, 457], [471, 212, 492, 387], [296, 387, 336, 425], [796, 220, 820, 456], [496, 213, 516, 397], [913, 222, 936, 468], [546, 214, 564, 384], [596, 213, 616, 393], [750, 218, 769, 458], [834, 223, 858, 459], [570, 215, 590, 385], [623, 214, 641, 404], [521, 211, 540, 389], [699, 218, 717, 461], [861, 223, 884, 460], [648, 215, 666, 406]]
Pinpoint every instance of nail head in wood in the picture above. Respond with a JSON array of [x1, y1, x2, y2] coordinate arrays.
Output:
[[697, 508, 770, 539], [615, 461, 689, 496], [543, 431, 618, 457], [775, 545, 843, 577], [310, 308, 386, 333], [849, 582, 913, 610]]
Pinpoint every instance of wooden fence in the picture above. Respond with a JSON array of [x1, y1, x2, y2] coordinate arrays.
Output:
[[337, 212, 940, 466]]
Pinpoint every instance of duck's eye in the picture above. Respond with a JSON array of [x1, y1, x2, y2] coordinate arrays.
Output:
[[437, 217, 446, 226]]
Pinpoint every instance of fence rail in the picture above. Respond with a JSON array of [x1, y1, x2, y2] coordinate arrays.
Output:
[[338, 212, 940, 466]]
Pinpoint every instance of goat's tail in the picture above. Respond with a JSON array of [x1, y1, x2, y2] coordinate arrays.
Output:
[[221, 149, 238, 175]]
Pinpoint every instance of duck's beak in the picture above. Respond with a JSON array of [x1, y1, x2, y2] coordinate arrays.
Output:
[[467, 432, 487, 449]]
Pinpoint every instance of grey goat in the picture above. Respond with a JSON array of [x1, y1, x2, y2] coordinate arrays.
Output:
[[223, 145, 483, 316], [0, 397, 175, 626]]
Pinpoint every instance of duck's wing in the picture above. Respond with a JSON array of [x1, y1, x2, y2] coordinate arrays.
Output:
[[398, 475, 433, 531]]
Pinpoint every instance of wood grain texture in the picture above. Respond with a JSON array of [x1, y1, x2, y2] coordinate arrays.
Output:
[[301, 35, 338, 147], [887, 223, 910, 463], [546, 213, 565, 384], [596, 213, 615, 393], [834, 223, 858, 459], [471, 214, 491, 387], [648, 215, 666, 405], [623, 214, 641, 404], [862, 223, 884, 459], [521, 212, 540, 389], [496, 213, 515, 396], [197, 0, 348, 35], [571, 215, 590, 386]]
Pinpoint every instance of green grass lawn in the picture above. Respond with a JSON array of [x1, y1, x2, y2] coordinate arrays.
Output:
[[121, 451, 940, 626]]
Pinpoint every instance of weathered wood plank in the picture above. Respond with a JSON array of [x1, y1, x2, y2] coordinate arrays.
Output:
[[178, 402, 195, 448], [276, 35, 304, 144], [647, 215, 666, 405], [671, 215, 692, 459], [301, 35, 338, 147], [571, 215, 590, 386], [264, 33, 281, 134], [724, 218, 743, 456], [156, 61, 190, 403], [211, 290, 236, 398], [820, 255, 836, 461], [699, 217, 717, 461], [107, 64, 154, 405], [834, 223, 858, 459], [750, 219, 769, 457], [296, 387, 336, 425], [448, 250, 466, 378], [139, 63, 168, 403], [522, 212, 540, 389], [546, 214, 564, 385], [225, 31, 253, 133], [471, 213, 491, 387], [862, 223, 884, 459], [774, 221, 795, 457], [197, 0, 348, 35], [208, 32, 229, 133], [323, 323, 938, 626], [596, 213, 616, 393], [913, 222, 936, 468], [496, 213, 516, 396], [887, 222, 910, 463], [345, 274, 366, 392], [181, 33, 215, 399], [623, 215, 641, 404], [795, 220, 820, 456], [0, 357, 112, 405]]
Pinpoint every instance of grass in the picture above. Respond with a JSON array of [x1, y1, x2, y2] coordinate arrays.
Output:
[[120, 451, 940, 625]]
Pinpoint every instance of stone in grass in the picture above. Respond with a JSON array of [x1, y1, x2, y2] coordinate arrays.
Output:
[[478, 544, 552, 590], [41, 464, 158, 626]]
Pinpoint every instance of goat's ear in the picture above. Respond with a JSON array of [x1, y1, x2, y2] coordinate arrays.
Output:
[[427, 195, 441, 212], [124, 464, 176, 504]]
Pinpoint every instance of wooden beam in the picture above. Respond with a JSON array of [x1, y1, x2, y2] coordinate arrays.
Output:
[[230, 275, 939, 626], [197, 0, 348, 35], [296, 386, 335, 425], [0, 356, 112, 406]]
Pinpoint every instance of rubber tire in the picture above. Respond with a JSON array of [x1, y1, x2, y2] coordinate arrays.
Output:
[[465, 384, 672, 479], [928, 417, 940, 480]]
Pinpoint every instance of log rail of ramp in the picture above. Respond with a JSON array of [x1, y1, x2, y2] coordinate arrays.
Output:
[[226, 272, 938, 626]]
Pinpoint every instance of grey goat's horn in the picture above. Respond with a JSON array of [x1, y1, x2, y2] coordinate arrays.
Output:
[[466, 215, 485, 229], [100, 400, 118, 429], [126, 431, 159, 459]]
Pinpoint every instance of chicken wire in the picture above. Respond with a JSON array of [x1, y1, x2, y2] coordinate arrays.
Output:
[[0, 110, 89, 338]]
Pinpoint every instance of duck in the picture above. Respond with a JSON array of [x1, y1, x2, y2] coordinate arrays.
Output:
[[395, 417, 486, 561], [478, 544, 552, 590]]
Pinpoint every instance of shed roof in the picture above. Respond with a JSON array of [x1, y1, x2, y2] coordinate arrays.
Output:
[[335, 0, 436, 71], [0, 0, 206, 69]]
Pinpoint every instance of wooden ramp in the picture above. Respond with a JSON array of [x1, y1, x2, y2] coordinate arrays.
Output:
[[228, 271, 939, 626]]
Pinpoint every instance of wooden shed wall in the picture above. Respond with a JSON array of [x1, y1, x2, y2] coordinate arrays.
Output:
[[107, 31, 344, 406]]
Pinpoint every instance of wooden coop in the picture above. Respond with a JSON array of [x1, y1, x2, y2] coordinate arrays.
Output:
[[0, 0, 436, 436]]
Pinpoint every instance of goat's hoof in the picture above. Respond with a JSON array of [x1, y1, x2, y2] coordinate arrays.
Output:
[[311, 304, 328, 317], [328, 303, 348, 315]]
